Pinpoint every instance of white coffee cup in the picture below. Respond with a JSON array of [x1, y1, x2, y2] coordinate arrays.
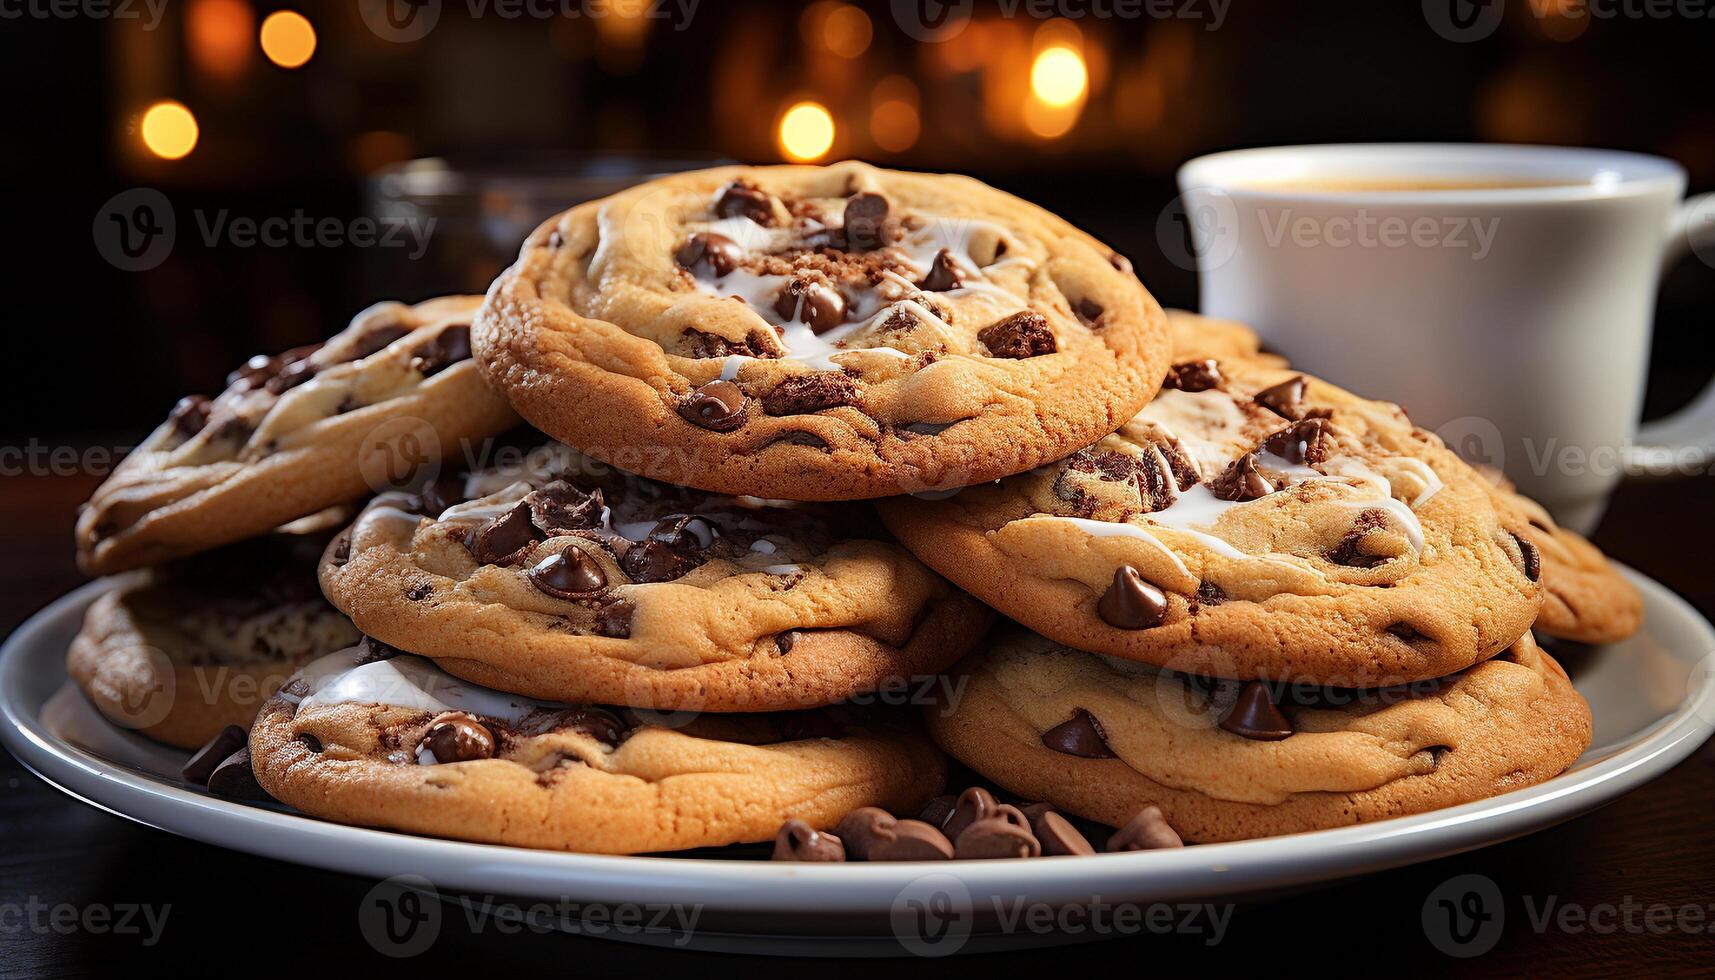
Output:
[[1175, 143, 1715, 533]]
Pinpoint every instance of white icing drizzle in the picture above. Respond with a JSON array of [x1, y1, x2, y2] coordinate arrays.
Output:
[[292, 647, 561, 724]]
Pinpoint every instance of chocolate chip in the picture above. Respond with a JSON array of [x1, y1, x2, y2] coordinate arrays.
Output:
[[1075, 298, 1105, 327], [405, 582, 432, 601], [773, 278, 847, 333], [594, 599, 634, 639], [1031, 810, 1095, 857], [1511, 531, 1541, 582], [762, 371, 858, 415], [1327, 509, 1393, 568], [330, 534, 351, 564], [350, 324, 412, 360], [420, 712, 496, 764], [715, 180, 777, 225], [977, 310, 1057, 359], [843, 192, 889, 250], [1194, 580, 1227, 608], [835, 808, 954, 861], [1262, 417, 1333, 466], [942, 786, 998, 841], [410, 325, 472, 377], [418, 475, 467, 516], [1165, 359, 1223, 392], [264, 358, 319, 394], [1220, 681, 1293, 741], [1040, 708, 1116, 759], [530, 545, 608, 599], [467, 502, 543, 565], [1098, 565, 1168, 630], [1210, 453, 1279, 502], [167, 395, 212, 439], [677, 380, 749, 432], [917, 248, 964, 292], [1255, 375, 1309, 420], [523, 479, 604, 534], [620, 540, 701, 583], [774, 631, 797, 654], [206, 747, 269, 800], [772, 819, 846, 861], [648, 515, 718, 550], [1107, 805, 1183, 851], [565, 706, 628, 746], [953, 805, 1041, 860], [918, 794, 957, 830], [181, 725, 248, 785], [674, 232, 743, 278]]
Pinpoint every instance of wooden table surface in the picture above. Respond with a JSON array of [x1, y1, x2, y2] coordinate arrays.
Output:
[[3, 469, 1712, 976]]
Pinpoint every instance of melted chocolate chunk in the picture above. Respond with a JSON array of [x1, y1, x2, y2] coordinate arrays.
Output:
[[1210, 453, 1279, 502], [843, 192, 889, 251], [1097, 565, 1169, 630], [1262, 417, 1333, 466], [620, 540, 702, 583], [523, 479, 604, 534], [677, 380, 749, 432], [1327, 508, 1394, 568], [594, 599, 634, 639], [264, 345, 323, 394], [977, 311, 1057, 359], [417, 475, 466, 517], [529, 546, 607, 599], [167, 395, 212, 440], [1040, 708, 1116, 758], [1220, 681, 1293, 741], [410, 325, 472, 377], [349, 323, 412, 360], [565, 706, 628, 746], [917, 248, 964, 292], [1510, 531, 1541, 581], [1164, 358, 1223, 392], [682, 328, 778, 359], [773, 278, 847, 333], [762, 372, 858, 415], [467, 502, 543, 565], [675, 232, 743, 278], [1255, 376, 1310, 420], [715, 180, 778, 226], [420, 712, 496, 763], [1053, 447, 1175, 517]]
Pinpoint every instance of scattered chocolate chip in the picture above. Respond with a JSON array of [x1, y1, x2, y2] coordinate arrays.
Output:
[[167, 394, 212, 439], [1262, 417, 1333, 466], [1510, 531, 1541, 582], [977, 310, 1057, 359], [1210, 453, 1279, 502], [774, 631, 797, 654], [420, 712, 496, 764], [1075, 298, 1105, 327], [843, 192, 889, 250], [674, 232, 743, 278], [1040, 708, 1117, 759], [715, 180, 777, 225], [1220, 681, 1294, 741], [330, 534, 352, 564], [620, 540, 702, 583], [410, 325, 473, 377], [917, 248, 964, 292], [918, 794, 957, 830], [835, 808, 954, 861], [1164, 359, 1223, 392], [772, 819, 846, 861], [1327, 509, 1393, 568], [1031, 810, 1095, 856], [1255, 375, 1310, 420], [206, 748, 269, 801], [942, 786, 998, 841], [953, 805, 1041, 860], [677, 380, 749, 432], [523, 479, 605, 534], [1098, 565, 1169, 630], [467, 502, 543, 565], [1194, 580, 1227, 608], [773, 278, 847, 333], [181, 725, 248, 785], [1107, 805, 1183, 851], [762, 371, 858, 415], [530, 546, 608, 599], [594, 599, 634, 639], [405, 582, 432, 601]]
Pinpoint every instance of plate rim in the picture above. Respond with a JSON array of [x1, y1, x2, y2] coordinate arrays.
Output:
[[5, 569, 1713, 914]]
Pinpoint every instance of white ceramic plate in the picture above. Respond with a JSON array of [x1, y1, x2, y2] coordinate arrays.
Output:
[[4, 570, 1714, 955]]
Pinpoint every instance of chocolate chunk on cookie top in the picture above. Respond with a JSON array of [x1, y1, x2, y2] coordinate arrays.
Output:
[[474, 161, 1171, 500], [250, 645, 944, 854], [77, 296, 519, 575], [320, 442, 992, 710], [880, 356, 1544, 687]]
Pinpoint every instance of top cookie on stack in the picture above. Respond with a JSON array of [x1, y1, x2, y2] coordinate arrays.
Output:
[[474, 161, 1172, 499]]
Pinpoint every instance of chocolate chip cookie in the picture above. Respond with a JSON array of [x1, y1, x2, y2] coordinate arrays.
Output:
[[927, 628, 1590, 842], [77, 297, 519, 575], [319, 442, 993, 710], [67, 534, 360, 748], [250, 645, 945, 854], [880, 358, 1544, 687], [475, 161, 1171, 499], [1166, 308, 1285, 367]]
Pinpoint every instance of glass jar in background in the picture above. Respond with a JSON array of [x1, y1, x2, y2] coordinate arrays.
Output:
[[366, 154, 727, 299]]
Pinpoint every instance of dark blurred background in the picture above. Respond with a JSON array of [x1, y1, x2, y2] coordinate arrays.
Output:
[[3, 0, 1713, 448]]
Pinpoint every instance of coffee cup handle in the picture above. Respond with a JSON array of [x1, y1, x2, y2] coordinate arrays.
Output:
[[1624, 192, 1715, 479]]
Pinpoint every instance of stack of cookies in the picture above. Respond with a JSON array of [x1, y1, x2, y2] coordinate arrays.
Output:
[[70, 161, 1637, 858]]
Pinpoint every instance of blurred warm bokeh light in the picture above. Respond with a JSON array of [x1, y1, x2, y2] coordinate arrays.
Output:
[[259, 10, 316, 69], [779, 101, 836, 161], [1030, 46, 1087, 108], [140, 101, 199, 160], [185, 0, 253, 80]]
